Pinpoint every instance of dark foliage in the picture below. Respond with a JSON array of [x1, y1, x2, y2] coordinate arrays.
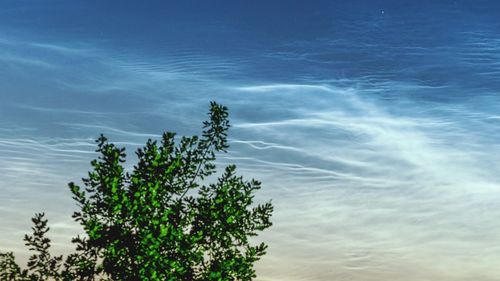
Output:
[[0, 102, 273, 281]]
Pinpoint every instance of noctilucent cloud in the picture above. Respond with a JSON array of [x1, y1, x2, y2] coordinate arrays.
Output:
[[1, 1, 500, 280]]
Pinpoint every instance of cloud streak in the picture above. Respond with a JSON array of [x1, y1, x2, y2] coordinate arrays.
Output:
[[1, 10, 500, 280]]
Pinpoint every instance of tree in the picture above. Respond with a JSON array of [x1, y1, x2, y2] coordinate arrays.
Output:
[[0, 252, 26, 281], [1, 213, 62, 281], [23, 213, 63, 280], [0, 102, 273, 281]]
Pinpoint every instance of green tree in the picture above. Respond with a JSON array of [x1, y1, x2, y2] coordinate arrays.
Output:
[[23, 213, 63, 281], [0, 251, 26, 281], [1, 213, 63, 281], [1, 102, 273, 281]]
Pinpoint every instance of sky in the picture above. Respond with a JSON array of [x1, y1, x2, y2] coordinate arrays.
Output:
[[1, 1, 500, 280]]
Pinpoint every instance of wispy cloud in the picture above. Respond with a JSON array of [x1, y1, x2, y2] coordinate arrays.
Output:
[[2, 18, 500, 280], [225, 82, 500, 280]]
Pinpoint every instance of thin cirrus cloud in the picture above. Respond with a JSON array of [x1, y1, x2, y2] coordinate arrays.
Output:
[[226, 83, 500, 280], [1, 23, 500, 281]]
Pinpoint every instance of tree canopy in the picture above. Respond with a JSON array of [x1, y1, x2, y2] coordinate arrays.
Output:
[[0, 102, 273, 281]]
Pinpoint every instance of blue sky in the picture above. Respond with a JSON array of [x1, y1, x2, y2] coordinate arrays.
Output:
[[1, 1, 500, 280]]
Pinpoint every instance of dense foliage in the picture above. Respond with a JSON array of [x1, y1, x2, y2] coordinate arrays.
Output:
[[0, 102, 273, 281]]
